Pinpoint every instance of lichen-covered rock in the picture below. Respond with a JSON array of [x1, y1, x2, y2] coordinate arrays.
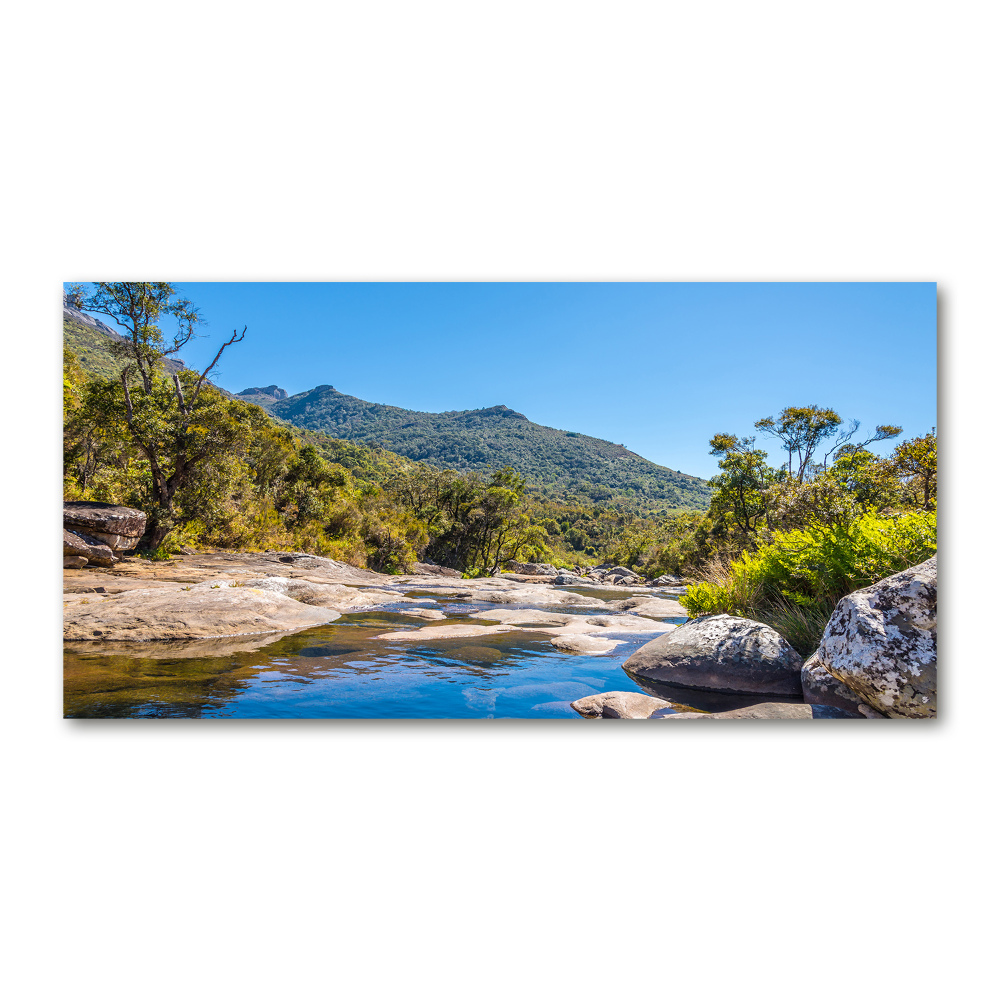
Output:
[[816, 555, 937, 719], [63, 501, 147, 553], [623, 614, 804, 697], [571, 691, 673, 718], [801, 652, 868, 716]]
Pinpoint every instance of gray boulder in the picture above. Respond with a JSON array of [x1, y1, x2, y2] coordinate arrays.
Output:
[[815, 555, 937, 719], [801, 652, 869, 716], [63, 527, 117, 567], [63, 502, 147, 553], [623, 614, 804, 697], [650, 574, 683, 586]]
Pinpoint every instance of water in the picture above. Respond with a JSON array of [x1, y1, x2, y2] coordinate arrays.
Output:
[[64, 591, 697, 719]]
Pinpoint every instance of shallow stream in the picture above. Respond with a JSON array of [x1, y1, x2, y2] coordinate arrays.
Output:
[[63, 585, 735, 719]]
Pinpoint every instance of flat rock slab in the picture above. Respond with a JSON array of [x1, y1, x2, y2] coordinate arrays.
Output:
[[571, 691, 674, 718], [651, 703, 858, 720], [468, 609, 577, 626], [466, 587, 606, 607], [611, 596, 688, 618], [397, 608, 447, 620], [222, 577, 421, 612], [63, 586, 340, 641], [377, 623, 520, 641]]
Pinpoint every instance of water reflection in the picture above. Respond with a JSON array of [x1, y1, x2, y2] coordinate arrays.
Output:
[[64, 603, 679, 719]]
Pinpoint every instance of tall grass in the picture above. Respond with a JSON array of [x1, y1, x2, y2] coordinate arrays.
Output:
[[679, 511, 937, 654]]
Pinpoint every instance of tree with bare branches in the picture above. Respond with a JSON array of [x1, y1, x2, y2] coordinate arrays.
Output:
[[78, 282, 249, 549]]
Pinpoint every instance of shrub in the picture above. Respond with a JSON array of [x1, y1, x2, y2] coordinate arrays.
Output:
[[680, 510, 937, 653]]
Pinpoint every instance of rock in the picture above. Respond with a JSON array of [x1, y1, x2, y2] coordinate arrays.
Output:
[[397, 608, 447, 620], [571, 691, 674, 718], [413, 562, 462, 578], [650, 574, 683, 586], [801, 652, 868, 716], [63, 502, 146, 553], [623, 614, 804, 697], [467, 587, 606, 607], [549, 634, 621, 654], [63, 527, 117, 567], [612, 596, 688, 618], [64, 556, 89, 569], [815, 555, 937, 719], [378, 623, 519, 641], [553, 573, 583, 585], [504, 561, 558, 576], [63, 585, 340, 641], [652, 702, 840, 720], [232, 576, 420, 612]]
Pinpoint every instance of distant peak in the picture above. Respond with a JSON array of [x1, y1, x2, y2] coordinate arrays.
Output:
[[238, 385, 288, 400]]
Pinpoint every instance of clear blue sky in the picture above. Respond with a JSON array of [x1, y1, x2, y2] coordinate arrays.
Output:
[[71, 282, 937, 482]]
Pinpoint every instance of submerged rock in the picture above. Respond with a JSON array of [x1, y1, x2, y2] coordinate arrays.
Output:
[[815, 555, 937, 719], [651, 702, 853, 720], [550, 634, 621, 654], [623, 614, 804, 697], [571, 691, 674, 719]]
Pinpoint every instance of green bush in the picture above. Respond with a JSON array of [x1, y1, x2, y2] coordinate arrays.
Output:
[[679, 510, 937, 653]]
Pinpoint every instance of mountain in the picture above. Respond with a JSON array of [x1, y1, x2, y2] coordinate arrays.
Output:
[[268, 385, 712, 509], [234, 385, 288, 407]]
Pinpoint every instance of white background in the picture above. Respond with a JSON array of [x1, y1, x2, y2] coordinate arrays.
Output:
[[1, 2, 993, 998]]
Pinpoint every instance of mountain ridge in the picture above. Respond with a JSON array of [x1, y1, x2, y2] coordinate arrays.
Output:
[[265, 384, 711, 509]]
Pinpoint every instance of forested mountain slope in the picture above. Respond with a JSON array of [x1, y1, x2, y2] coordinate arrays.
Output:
[[268, 385, 711, 508]]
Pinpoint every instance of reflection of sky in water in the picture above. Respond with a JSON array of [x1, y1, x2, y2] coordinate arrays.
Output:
[[65, 596, 688, 719]]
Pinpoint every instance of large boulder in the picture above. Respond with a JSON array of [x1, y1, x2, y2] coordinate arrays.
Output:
[[571, 691, 674, 719], [815, 555, 937, 719], [63, 585, 341, 641], [63, 527, 117, 567], [63, 502, 147, 553], [623, 614, 804, 697], [801, 652, 869, 716]]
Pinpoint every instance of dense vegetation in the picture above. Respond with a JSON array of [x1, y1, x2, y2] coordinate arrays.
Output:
[[63, 286, 937, 616], [265, 385, 712, 509], [674, 406, 938, 652]]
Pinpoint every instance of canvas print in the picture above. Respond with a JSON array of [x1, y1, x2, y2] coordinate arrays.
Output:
[[62, 282, 937, 719]]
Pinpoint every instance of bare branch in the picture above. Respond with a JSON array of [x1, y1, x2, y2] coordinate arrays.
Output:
[[120, 369, 134, 422], [172, 373, 188, 414], [189, 326, 247, 410]]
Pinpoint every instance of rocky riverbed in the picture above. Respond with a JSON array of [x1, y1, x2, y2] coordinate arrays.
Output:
[[63, 546, 937, 720]]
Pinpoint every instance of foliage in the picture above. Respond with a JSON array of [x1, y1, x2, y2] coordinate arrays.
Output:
[[679, 511, 938, 653], [267, 385, 712, 509], [893, 430, 937, 510]]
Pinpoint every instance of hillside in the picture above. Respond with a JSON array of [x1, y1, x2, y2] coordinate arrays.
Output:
[[268, 385, 712, 509]]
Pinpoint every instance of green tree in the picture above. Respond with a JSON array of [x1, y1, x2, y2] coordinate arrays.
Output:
[[754, 406, 843, 482], [77, 282, 248, 549], [707, 434, 780, 537], [893, 430, 937, 510]]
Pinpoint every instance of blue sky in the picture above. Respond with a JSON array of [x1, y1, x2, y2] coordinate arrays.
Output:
[[71, 282, 937, 482]]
